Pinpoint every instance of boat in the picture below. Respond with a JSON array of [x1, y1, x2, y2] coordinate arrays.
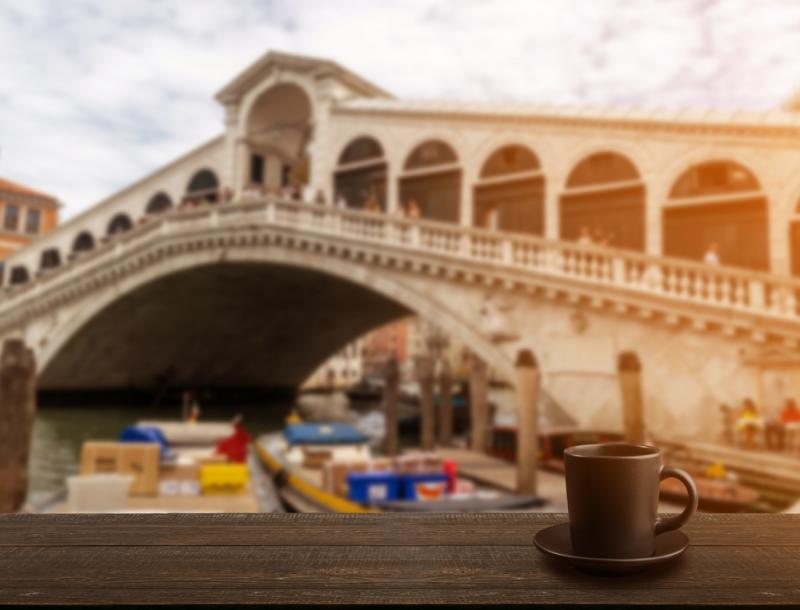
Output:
[[33, 420, 280, 514], [345, 377, 385, 405], [257, 421, 543, 513], [489, 425, 762, 513]]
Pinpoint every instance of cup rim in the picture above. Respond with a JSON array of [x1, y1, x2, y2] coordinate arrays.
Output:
[[564, 442, 659, 460]]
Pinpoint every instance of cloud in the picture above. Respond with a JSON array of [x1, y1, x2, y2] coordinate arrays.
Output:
[[0, 0, 798, 220]]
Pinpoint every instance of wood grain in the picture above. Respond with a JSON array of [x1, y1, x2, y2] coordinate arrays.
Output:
[[1, 513, 799, 606]]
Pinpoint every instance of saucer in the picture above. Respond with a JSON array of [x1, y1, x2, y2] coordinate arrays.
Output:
[[534, 523, 689, 575]]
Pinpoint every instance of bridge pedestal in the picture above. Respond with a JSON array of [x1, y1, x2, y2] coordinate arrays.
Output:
[[469, 356, 489, 453], [515, 350, 539, 496], [618, 351, 646, 444]]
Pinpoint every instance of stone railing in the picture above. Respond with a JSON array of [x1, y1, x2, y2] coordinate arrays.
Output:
[[3, 196, 800, 327]]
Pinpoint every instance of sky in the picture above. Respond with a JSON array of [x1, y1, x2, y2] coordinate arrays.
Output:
[[1, 0, 799, 220]]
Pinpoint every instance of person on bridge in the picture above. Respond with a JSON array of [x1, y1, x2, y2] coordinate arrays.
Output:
[[736, 398, 763, 449], [577, 226, 593, 245], [704, 243, 721, 266]]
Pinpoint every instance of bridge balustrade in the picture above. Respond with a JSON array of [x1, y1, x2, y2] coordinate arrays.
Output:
[[3, 196, 800, 329]]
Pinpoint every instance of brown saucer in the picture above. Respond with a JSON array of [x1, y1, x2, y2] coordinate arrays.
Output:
[[534, 522, 689, 576]]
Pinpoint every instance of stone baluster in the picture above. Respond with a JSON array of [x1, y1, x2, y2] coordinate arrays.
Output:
[[748, 279, 766, 312]]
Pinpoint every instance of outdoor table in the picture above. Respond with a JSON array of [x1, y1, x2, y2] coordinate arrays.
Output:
[[1, 512, 798, 606]]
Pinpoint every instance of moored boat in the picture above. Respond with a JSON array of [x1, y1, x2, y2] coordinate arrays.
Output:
[[257, 421, 542, 513]]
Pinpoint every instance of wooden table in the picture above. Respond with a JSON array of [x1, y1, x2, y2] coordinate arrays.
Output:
[[1, 513, 798, 606]]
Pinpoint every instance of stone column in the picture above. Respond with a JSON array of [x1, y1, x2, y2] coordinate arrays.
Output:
[[515, 349, 540, 495], [416, 355, 436, 451], [438, 358, 453, 447], [618, 351, 646, 444], [383, 356, 400, 457], [0, 340, 37, 513], [469, 355, 489, 453]]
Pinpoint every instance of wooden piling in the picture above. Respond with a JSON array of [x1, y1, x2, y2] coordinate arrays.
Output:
[[0, 340, 37, 513], [469, 355, 489, 453], [416, 355, 436, 451], [618, 351, 646, 444], [437, 358, 453, 447], [515, 349, 539, 495], [383, 356, 400, 457]]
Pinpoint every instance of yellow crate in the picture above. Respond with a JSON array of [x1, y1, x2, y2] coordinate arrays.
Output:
[[199, 463, 249, 494]]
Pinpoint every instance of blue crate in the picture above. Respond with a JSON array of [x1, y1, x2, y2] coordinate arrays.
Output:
[[347, 472, 401, 505], [401, 473, 449, 501]]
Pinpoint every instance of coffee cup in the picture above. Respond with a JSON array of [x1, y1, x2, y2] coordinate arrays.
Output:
[[564, 442, 698, 559]]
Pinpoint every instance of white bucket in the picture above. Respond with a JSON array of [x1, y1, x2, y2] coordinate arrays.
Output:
[[66, 474, 134, 512]]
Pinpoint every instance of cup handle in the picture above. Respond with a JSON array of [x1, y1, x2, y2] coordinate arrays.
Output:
[[655, 466, 698, 535]]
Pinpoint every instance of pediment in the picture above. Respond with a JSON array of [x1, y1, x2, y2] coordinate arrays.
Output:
[[215, 50, 392, 104]]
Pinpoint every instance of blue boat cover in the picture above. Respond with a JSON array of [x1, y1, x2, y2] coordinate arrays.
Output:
[[119, 425, 170, 456], [283, 423, 368, 445]]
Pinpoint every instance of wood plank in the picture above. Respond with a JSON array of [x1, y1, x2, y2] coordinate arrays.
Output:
[[2, 513, 800, 547], [1, 544, 800, 605]]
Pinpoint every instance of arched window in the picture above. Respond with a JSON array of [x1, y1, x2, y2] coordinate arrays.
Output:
[[72, 231, 95, 254], [39, 248, 61, 271], [145, 192, 172, 215], [107, 213, 133, 236], [9, 265, 29, 286], [334, 136, 387, 210], [560, 152, 645, 250], [399, 139, 461, 223], [664, 160, 767, 270], [186, 169, 219, 203], [474, 144, 544, 235]]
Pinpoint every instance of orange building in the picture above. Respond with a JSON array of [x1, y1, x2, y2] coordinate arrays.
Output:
[[0, 177, 59, 260]]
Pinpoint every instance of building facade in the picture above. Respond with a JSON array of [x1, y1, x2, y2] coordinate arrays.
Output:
[[0, 178, 59, 269]]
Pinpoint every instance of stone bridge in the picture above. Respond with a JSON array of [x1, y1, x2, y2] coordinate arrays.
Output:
[[3, 197, 800, 437]]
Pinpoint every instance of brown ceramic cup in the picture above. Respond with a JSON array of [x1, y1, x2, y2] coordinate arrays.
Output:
[[564, 442, 698, 559]]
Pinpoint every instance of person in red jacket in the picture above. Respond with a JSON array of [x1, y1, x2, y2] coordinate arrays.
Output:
[[216, 415, 252, 463]]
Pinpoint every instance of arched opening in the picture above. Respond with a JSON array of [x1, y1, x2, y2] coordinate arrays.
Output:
[[560, 152, 645, 250], [39, 263, 412, 396], [107, 213, 133, 237], [186, 170, 219, 204], [9, 265, 29, 286], [664, 160, 768, 270], [398, 139, 461, 223], [72, 231, 95, 254], [145, 192, 172, 215], [39, 248, 62, 271], [333, 136, 387, 210], [245, 83, 313, 196], [474, 144, 544, 234]]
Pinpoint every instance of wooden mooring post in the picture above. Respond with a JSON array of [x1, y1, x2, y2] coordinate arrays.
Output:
[[0, 339, 37, 513], [618, 351, 646, 444], [383, 356, 400, 457], [416, 354, 436, 451], [469, 355, 489, 453], [437, 358, 453, 447], [515, 349, 539, 496]]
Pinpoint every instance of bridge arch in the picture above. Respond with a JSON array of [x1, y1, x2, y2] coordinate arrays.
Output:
[[107, 213, 133, 237], [398, 138, 461, 223], [560, 151, 645, 250], [333, 135, 388, 210], [39, 248, 61, 272], [186, 169, 220, 203], [145, 192, 173, 215], [37, 241, 514, 393], [8, 265, 29, 286], [242, 82, 313, 193], [72, 231, 95, 255], [663, 159, 768, 270], [473, 144, 544, 235]]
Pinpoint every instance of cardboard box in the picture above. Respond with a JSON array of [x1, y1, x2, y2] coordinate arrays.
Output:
[[80, 442, 160, 496], [323, 460, 368, 497]]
